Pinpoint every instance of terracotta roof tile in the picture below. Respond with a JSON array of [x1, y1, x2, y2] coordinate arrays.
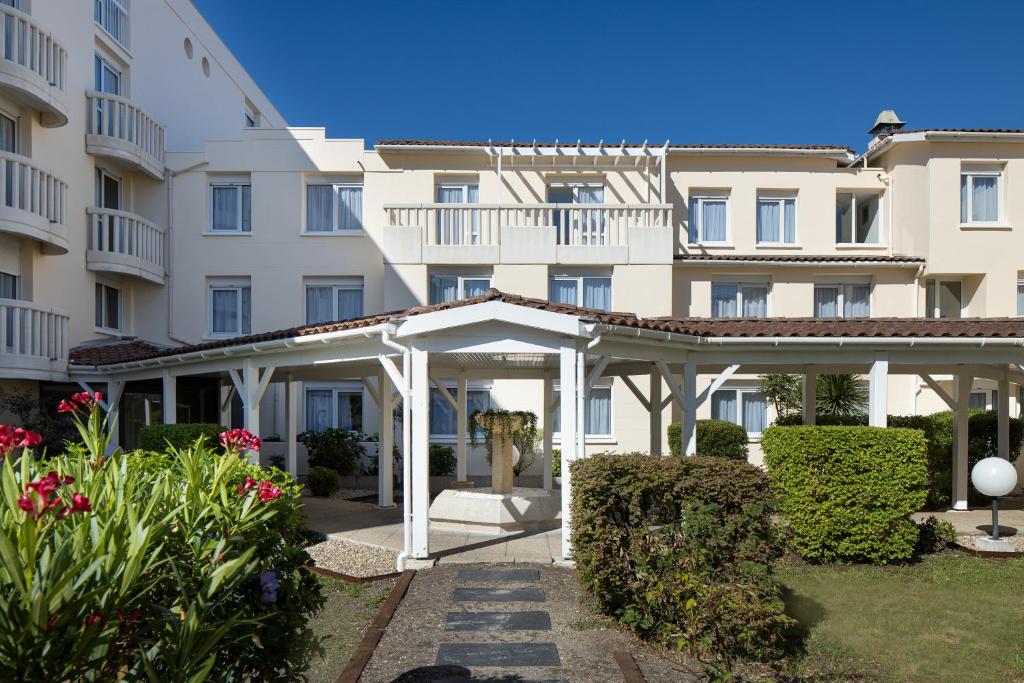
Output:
[[674, 254, 925, 264]]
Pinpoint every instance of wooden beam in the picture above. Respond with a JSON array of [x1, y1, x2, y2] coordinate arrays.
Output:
[[620, 375, 650, 411], [921, 374, 955, 410], [695, 364, 740, 408]]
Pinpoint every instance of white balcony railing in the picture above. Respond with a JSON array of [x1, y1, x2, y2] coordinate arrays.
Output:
[[86, 91, 165, 178], [0, 151, 68, 250], [86, 207, 165, 284], [94, 0, 130, 50], [0, 298, 69, 367], [0, 4, 67, 125]]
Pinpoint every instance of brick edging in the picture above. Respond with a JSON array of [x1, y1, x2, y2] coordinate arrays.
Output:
[[336, 569, 416, 683]]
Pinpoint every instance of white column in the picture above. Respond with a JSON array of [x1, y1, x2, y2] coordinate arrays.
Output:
[[649, 364, 662, 455], [378, 370, 395, 506], [161, 370, 176, 424], [542, 370, 554, 491], [682, 363, 697, 456], [952, 372, 971, 510], [242, 360, 261, 465], [576, 349, 586, 462], [998, 378, 1010, 460], [410, 346, 430, 559], [559, 343, 578, 559], [802, 370, 816, 425], [456, 371, 468, 482], [106, 380, 125, 453], [868, 353, 889, 427], [285, 375, 298, 477]]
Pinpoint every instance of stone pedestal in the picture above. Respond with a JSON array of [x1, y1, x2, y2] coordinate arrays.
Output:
[[976, 536, 1017, 553], [428, 487, 562, 535], [491, 431, 515, 494]]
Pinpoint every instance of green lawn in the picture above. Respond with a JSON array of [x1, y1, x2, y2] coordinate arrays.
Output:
[[780, 554, 1024, 682]]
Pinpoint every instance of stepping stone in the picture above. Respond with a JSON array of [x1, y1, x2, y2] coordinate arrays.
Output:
[[436, 642, 561, 667], [457, 568, 541, 582], [445, 610, 552, 631], [453, 586, 545, 602]]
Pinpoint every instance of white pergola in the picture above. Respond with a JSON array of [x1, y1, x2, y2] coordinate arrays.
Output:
[[69, 293, 1024, 567]]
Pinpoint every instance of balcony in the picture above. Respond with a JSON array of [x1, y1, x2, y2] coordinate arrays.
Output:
[[0, 299, 69, 380], [86, 91, 165, 179], [383, 204, 673, 265], [0, 151, 68, 254], [0, 5, 67, 127], [86, 207, 165, 285], [95, 0, 130, 50]]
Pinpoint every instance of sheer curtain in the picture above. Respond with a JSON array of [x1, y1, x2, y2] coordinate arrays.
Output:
[[711, 284, 737, 318], [814, 287, 839, 318], [462, 278, 489, 298], [972, 176, 998, 221], [742, 393, 767, 433], [583, 278, 611, 311], [436, 186, 463, 244], [687, 199, 698, 243], [756, 200, 780, 242], [211, 289, 237, 334], [338, 288, 363, 319], [337, 392, 362, 431], [240, 185, 251, 232], [741, 286, 767, 317], [430, 388, 457, 435], [305, 390, 332, 432], [845, 285, 870, 317], [429, 276, 458, 304], [306, 185, 334, 231], [702, 200, 727, 241], [305, 286, 333, 324], [211, 187, 237, 231], [711, 390, 737, 422], [240, 287, 251, 334], [960, 175, 968, 223], [577, 187, 605, 245], [338, 186, 363, 231], [784, 199, 796, 243], [1018, 282, 1024, 316], [549, 279, 578, 306], [586, 387, 611, 435]]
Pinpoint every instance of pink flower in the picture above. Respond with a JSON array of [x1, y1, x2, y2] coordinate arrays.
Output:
[[69, 493, 92, 514], [59, 392, 103, 415], [257, 480, 282, 502], [19, 472, 89, 520], [219, 428, 261, 454], [57, 400, 76, 414], [0, 424, 44, 456], [236, 476, 257, 495]]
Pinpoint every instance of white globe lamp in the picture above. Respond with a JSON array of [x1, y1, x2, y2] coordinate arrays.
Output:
[[971, 457, 1018, 540]]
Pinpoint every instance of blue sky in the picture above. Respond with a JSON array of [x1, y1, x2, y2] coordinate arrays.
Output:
[[194, 0, 1024, 151]]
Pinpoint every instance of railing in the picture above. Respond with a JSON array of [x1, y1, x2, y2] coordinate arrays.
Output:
[[385, 203, 671, 247], [86, 91, 165, 171], [0, 4, 66, 91], [0, 298, 68, 363], [94, 0, 129, 49], [87, 207, 165, 276], [0, 151, 67, 226]]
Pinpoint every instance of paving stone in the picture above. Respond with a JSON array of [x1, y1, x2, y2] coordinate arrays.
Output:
[[456, 568, 541, 582], [435, 642, 561, 667], [453, 586, 545, 602], [444, 610, 552, 631]]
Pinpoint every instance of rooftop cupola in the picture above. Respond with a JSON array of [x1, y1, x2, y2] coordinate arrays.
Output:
[[867, 109, 906, 137]]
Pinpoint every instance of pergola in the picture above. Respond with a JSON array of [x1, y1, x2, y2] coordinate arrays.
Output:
[[68, 291, 1024, 567]]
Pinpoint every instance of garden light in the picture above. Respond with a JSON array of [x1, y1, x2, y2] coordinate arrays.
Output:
[[971, 457, 1018, 540]]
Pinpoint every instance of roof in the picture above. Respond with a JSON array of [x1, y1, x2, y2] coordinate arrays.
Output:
[[890, 128, 1024, 135], [69, 289, 1024, 368], [674, 254, 925, 265], [375, 139, 855, 153]]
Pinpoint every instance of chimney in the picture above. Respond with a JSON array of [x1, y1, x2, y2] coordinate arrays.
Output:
[[867, 109, 906, 137]]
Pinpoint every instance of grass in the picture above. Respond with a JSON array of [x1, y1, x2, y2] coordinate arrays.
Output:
[[780, 553, 1024, 682]]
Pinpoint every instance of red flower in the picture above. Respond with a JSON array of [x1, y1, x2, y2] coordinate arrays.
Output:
[[236, 476, 257, 494], [257, 480, 282, 502], [85, 613, 105, 628], [19, 472, 89, 520], [45, 613, 58, 631], [57, 400, 76, 414], [0, 424, 44, 456], [60, 392, 103, 415], [69, 493, 92, 514], [219, 428, 261, 454]]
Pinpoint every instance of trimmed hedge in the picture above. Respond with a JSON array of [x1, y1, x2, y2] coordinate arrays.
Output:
[[667, 419, 750, 459], [138, 423, 224, 451], [306, 466, 341, 496], [761, 426, 928, 564], [571, 453, 791, 668]]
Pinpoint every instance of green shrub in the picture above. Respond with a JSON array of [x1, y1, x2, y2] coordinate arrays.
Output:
[[138, 422, 224, 451], [306, 466, 341, 496], [298, 428, 366, 475], [761, 426, 928, 564], [429, 444, 456, 476], [551, 448, 561, 478], [773, 413, 867, 427], [667, 419, 749, 459], [571, 453, 791, 671], [915, 515, 958, 554]]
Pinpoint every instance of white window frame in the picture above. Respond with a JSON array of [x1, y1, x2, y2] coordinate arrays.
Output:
[[961, 167, 1004, 226], [428, 273, 492, 304], [546, 181, 606, 201], [835, 192, 884, 246], [925, 278, 965, 319], [688, 192, 731, 245], [95, 0, 130, 49], [95, 167, 122, 208], [436, 182, 480, 202], [244, 105, 258, 129], [304, 181, 364, 233], [94, 53, 123, 96], [94, 280, 122, 333], [303, 278, 364, 325], [0, 106, 19, 155], [813, 282, 871, 318], [548, 274, 613, 309], [552, 382, 615, 442], [304, 382, 364, 433], [755, 192, 797, 245], [207, 278, 251, 338], [710, 386, 769, 439], [428, 383, 492, 442], [710, 281, 770, 318], [207, 180, 251, 233]]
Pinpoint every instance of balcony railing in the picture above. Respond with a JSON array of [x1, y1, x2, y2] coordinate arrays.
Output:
[[0, 4, 67, 126], [86, 207, 165, 284], [86, 91, 165, 179], [94, 0, 130, 50], [0, 298, 69, 377], [0, 151, 68, 253]]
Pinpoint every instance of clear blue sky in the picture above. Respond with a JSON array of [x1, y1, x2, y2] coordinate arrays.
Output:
[[193, 0, 1024, 151]]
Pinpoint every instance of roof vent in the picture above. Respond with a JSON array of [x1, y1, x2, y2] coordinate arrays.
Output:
[[867, 109, 906, 137]]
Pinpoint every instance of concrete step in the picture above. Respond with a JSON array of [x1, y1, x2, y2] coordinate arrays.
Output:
[[444, 610, 552, 631], [435, 642, 561, 667], [454, 586, 545, 602], [456, 568, 541, 582]]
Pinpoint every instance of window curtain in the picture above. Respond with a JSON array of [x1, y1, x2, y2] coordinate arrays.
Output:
[[711, 284, 737, 318], [430, 388, 457, 435], [211, 289, 237, 333], [338, 288, 363, 319], [468, 389, 489, 438], [305, 286, 333, 324], [586, 387, 611, 435], [211, 187, 237, 231], [305, 390, 332, 432], [784, 199, 796, 243], [711, 390, 737, 423], [702, 200, 727, 241], [687, 199, 698, 243], [583, 278, 611, 311], [814, 287, 839, 318], [429, 276, 459, 304], [467, 185, 480, 243], [968, 392, 987, 410], [240, 185, 251, 232], [756, 200, 780, 242], [845, 285, 870, 317], [435, 187, 463, 244], [549, 279, 578, 306], [306, 185, 334, 231], [742, 392, 767, 433], [338, 186, 363, 231], [1018, 282, 1024, 316], [741, 286, 767, 317], [240, 287, 251, 334], [462, 278, 490, 298], [337, 392, 362, 431], [960, 175, 968, 223], [577, 187, 605, 245], [972, 176, 998, 221]]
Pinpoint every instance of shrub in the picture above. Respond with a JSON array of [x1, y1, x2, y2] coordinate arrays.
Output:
[[138, 422, 224, 451], [667, 419, 749, 459], [306, 466, 341, 496], [571, 453, 791, 671], [551, 448, 561, 478], [0, 391, 77, 454], [429, 444, 456, 477], [915, 515, 958, 554], [298, 428, 366, 476], [761, 426, 928, 564]]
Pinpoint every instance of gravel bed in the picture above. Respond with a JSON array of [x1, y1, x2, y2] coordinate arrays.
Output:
[[956, 534, 1024, 551], [331, 487, 376, 500], [306, 538, 398, 577]]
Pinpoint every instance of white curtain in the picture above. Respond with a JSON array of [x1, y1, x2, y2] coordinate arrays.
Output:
[[784, 199, 796, 243], [586, 387, 611, 435], [577, 187, 605, 245], [702, 200, 727, 241], [711, 284, 737, 318], [305, 286, 333, 324], [972, 176, 998, 221], [307, 185, 334, 231], [305, 390, 332, 432], [211, 289, 237, 333], [436, 187, 463, 244], [814, 287, 839, 318], [757, 200, 780, 242], [742, 393, 767, 433], [240, 287, 251, 334], [430, 388, 457, 435], [240, 185, 251, 232], [741, 286, 767, 317], [1018, 283, 1024, 316], [211, 187, 237, 231], [687, 199, 698, 243], [338, 288, 363, 319], [337, 392, 362, 431], [430, 276, 459, 304], [845, 285, 870, 317], [549, 279, 578, 306], [462, 278, 489, 298], [711, 390, 737, 423], [583, 278, 611, 311], [338, 186, 363, 231], [960, 175, 968, 223]]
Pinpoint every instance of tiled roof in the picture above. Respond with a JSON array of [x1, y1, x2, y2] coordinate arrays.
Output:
[[376, 139, 854, 152], [69, 290, 1024, 368], [893, 128, 1024, 135], [674, 254, 925, 264]]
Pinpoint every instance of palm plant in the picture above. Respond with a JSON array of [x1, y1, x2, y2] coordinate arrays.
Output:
[[815, 374, 868, 417]]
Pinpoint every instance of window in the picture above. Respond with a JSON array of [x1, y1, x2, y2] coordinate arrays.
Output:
[[95, 0, 130, 49], [549, 275, 612, 311], [961, 168, 1002, 224], [244, 105, 258, 128], [925, 279, 963, 319], [305, 385, 363, 432], [95, 282, 121, 331], [95, 169, 121, 210], [429, 274, 491, 304], [968, 392, 988, 411], [429, 386, 490, 438], [711, 283, 768, 318], [209, 182, 251, 232], [94, 54, 122, 136], [814, 283, 870, 318], [0, 271, 16, 350], [1018, 274, 1024, 316], [306, 183, 363, 233], [94, 54, 122, 95], [712, 388, 767, 436], [435, 183, 480, 244], [835, 192, 882, 244], [756, 194, 796, 244], [208, 279, 251, 336], [305, 279, 363, 324], [0, 110, 17, 154], [552, 385, 612, 438], [688, 193, 729, 244]]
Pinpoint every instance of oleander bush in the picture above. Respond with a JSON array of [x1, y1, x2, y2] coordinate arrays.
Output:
[[571, 453, 791, 673], [138, 422, 225, 451], [306, 466, 341, 496], [0, 393, 323, 681], [761, 426, 928, 564], [667, 419, 750, 460], [298, 428, 366, 476]]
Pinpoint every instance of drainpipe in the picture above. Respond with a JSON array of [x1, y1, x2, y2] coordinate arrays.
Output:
[[381, 329, 413, 571]]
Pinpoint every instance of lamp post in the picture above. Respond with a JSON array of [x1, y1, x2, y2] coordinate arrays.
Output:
[[970, 457, 1018, 540]]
